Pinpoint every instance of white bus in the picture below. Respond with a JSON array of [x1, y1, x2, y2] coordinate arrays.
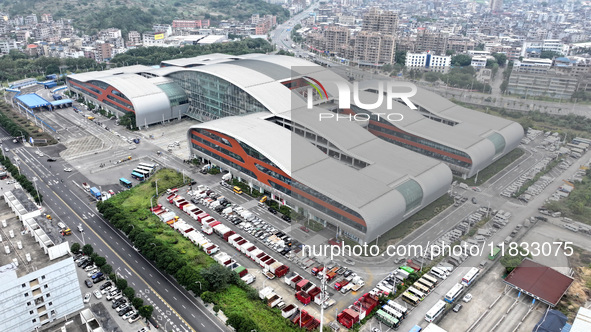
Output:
[[381, 304, 403, 321], [137, 166, 154, 174], [425, 300, 447, 322], [413, 281, 431, 294], [386, 300, 408, 318], [422, 274, 438, 286], [407, 286, 426, 300], [430, 267, 447, 279], [133, 168, 150, 178], [402, 292, 420, 306], [444, 283, 464, 303], [461, 267, 480, 286], [138, 163, 157, 170]]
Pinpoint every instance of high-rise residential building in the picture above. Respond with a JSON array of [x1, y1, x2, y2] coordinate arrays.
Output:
[[0, 189, 83, 331], [97, 42, 113, 62], [324, 26, 350, 54], [353, 31, 395, 65], [490, 0, 503, 12], [415, 30, 449, 55], [362, 8, 398, 35]]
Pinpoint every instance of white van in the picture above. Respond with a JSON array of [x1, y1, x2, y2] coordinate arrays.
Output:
[[430, 267, 447, 279]]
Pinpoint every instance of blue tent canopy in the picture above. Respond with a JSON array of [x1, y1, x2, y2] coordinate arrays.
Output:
[[15, 94, 51, 108], [50, 99, 73, 106], [534, 310, 568, 332]]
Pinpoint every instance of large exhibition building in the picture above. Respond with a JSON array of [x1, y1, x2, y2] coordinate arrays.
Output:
[[67, 54, 523, 242]]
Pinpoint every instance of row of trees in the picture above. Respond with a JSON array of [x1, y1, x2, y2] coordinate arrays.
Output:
[[0, 50, 101, 83], [70, 242, 154, 320], [110, 38, 274, 67], [96, 172, 302, 332]]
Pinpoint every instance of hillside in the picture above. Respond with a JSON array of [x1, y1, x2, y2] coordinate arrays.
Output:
[[1, 0, 289, 35]]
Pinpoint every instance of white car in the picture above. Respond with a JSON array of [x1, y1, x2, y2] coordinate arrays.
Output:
[[64, 168, 73, 172], [122, 310, 136, 320], [84, 265, 97, 272], [93, 290, 102, 299], [463, 293, 473, 302], [128, 312, 141, 323], [87, 269, 98, 277], [83, 292, 91, 303]]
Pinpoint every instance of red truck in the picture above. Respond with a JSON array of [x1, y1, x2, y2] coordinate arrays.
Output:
[[274, 265, 289, 278], [334, 279, 349, 291], [307, 287, 321, 302], [290, 275, 303, 289], [296, 291, 311, 305], [354, 293, 379, 315], [296, 279, 310, 292], [406, 259, 421, 271], [338, 308, 360, 328], [311, 266, 324, 276], [293, 310, 313, 327]]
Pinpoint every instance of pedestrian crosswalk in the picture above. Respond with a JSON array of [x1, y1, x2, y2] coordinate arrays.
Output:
[[0, 136, 16, 142]]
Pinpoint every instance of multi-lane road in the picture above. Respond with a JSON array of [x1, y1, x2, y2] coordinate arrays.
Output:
[[1, 128, 230, 332]]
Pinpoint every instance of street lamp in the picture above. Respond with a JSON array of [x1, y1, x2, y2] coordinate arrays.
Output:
[[155, 179, 159, 196], [195, 281, 202, 290], [115, 267, 121, 282]]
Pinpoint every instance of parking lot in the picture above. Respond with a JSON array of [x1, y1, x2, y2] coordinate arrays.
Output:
[[73, 254, 149, 332]]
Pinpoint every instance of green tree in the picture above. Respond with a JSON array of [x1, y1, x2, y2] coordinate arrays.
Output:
[[200, 264, 233, 291], [123, 287, 135, 300], [82, 244, 94, 256], [101, 264, 113, 275], [500, 246, 531, 273], [395, 50, 406, 65], [451, 54, 472, 66], [70, 242, 81, 253], [138, 305, 154, 320], [93, 256, 107, 267], [116, 278, 128, 290], [226, 313, 259, 332], [424, 71, 440, 82], [132, 297, 144, 309], [200, 291, 215, 304], [492, 53, 507, 66], [540, 50, 561, 59]]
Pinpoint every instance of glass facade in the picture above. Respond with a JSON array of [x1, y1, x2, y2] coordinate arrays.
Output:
[[486, 132, 506, 156], [394, 179, 423, 213], [167, 71, 269, 121], [157, 82, 188, 107]]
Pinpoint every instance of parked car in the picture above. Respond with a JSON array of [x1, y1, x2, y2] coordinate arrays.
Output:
[[268, 207, 277, 214], [122, 309, 136, 320], [83, 292, 91, 303], [453, 304, 463, 312], [84, 279, 93, 288], [463, 293, 473, 302], [93, 290, 102, 299], [128, 312, 141, 323]]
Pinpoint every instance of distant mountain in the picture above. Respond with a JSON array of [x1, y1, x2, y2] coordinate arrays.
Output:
[[1, 0, 289, 35]]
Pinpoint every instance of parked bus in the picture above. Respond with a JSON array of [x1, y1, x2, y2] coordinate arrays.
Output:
[[382, 305, 403, 321], [425, 300, 446, 323], [430, 267, 447, 279], [401, 292, 420, 306], [137, 166, 154, 174], [131, 172, 145, 181], [422, 274, 438, 286], [488, 247, 501, 260], [376, 309, 400, 329], [138, 163, 157, 170], [417, 278, 434, 290], [407, 286, 426, 300], [386, 300, 408, 318], [413, 282, 431, 294], [399, 266, 415, 274], [119, 178, 132, 188], [133, 168, 150, 179], [444, 283, 464, 303], [461, 267, 480, 286]]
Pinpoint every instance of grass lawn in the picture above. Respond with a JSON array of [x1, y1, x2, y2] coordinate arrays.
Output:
[[214, 285, 305, 332], [106, 169, 303, 331], [369, 194, 454, 251], [459, 148, 525, 186]]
